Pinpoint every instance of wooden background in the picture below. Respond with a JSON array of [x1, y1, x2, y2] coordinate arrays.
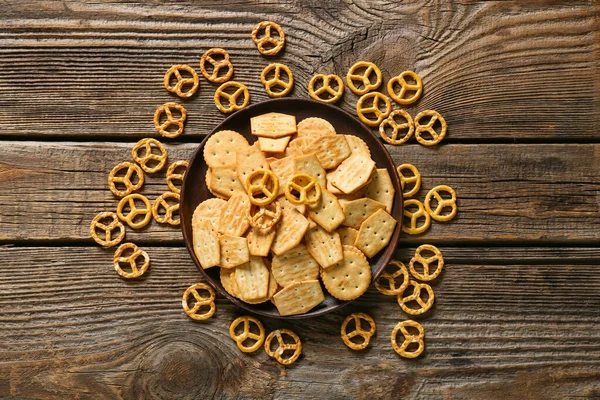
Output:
[[1, 1, 600, 399]]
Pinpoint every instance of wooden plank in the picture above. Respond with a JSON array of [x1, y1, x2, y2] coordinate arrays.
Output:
[[0, 245, 599, 399], [1, 141, 600, 243], [0, 1, 598, 140]]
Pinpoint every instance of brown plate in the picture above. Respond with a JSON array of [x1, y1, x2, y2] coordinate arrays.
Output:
[[181, 98, 403, 319]]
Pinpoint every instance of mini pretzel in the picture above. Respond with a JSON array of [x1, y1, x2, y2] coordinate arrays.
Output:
[[379, 110, 414, 145], [132, 138, 168, 174], [182, 283, 216, 321], [251, 21, 285, 56], [409, 244, 444, 281], [308, 74, 344, 104], [414, 110, 447, 146], [116, 194, 152, 229], [260, 63, 294, 98], [246, 202, 282, 231], [200, 48, 233, 83], [402, 199, 430, 235], [108, 162, 144, 197], [387, 70, 423, 105], [214, 81, 250, 113], [341, 313, 377, 351], [396, 163, 421, 198], [166, 160, 188, 194], [152, 192, 180, 225], [90, 211, 125, 247], [247, 169, 279, 206], [346, 61, 382, 95], [284, 173, 321, 206], [398, 280, 435, 315], [375, 260, 409, 296], [424, 185, 457, 222], [391, 320, 425, 358], [356, 92, 392, 127], [264, 329, 302, 365], [153, 103, 187, 138], [164, 64, 199, 98], [229, 316, 265, 353], [113, 242, 150, 279]]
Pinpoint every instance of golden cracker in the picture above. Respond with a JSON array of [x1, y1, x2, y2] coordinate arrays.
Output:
[[306, 135, 352, 170], [220, 267, 238, 298], [337, 226, 359, 246], [219, 234, 250, 268], [355, 208, 397, 258], [272, 280, 325, 316], [234, 256, 270, 300], [296, 117, 336, 138], [341, 197, 386, 229], [284, 147, 304, 158], [236, 144, 270, 190], [204, 130, 250, 168], [293, 153, 326, 189], [271, 244, 320, 287], [321, 245, 371, 301], [364, 168, 395, 213], [269, 157, 295, 196], [210, 164, 245, 199], [242, 269, 279, 304], [258, 135, 291, 153], [192, 219, 220, 269], [247, 227, 276, 257], [271, 207, 310, 256], [306, 216, 317, 230], [305, 225, 344, 268], [326, 170, 343, 195], [277, 196, 306, 216], [330, 153, 375, 194], [288, 137, 311, 152], [216, 192, 251, 237], [192, 198, 227, 228], [250, 112, 297, 138], [344, 135, 371, 157], [307, 188, 345, 232]]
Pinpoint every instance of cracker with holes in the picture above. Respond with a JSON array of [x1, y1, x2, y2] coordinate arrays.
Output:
[[220, 267, 238, 298], [217, 192, 251, 237], [355, 208, 397, 258], [296, 117, 336, 138], [305, 225, 344, 268], [192, 198, 227, 228], [330, 153, 376, 194], [236, 144, 270, 190], [269, 157, 295, 196], [272, 280, 325, 316], [364, 168, 395, 213], [293, 153, 326, 189], [306, 135, 352, 170], [307, 188, 345, 232], [321, 245, 371, 300], [204, 130, 250, 168], [258, 135, 291, 153], [271, 208, 310, 256], [234, 256, 270, 300], [209, 164, 245, 199], [251, 112, 297, 138], [192, 219, 220, 269], [272, 244, 320, 287], [337, 226, 359, 246], [219, 234, 250, 268], [247, 227, 276, 257], [341, 198, 386, 229], [344, 135, 371, 156]]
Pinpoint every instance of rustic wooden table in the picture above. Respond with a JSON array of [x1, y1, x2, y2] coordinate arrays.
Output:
[[1, 1, 600, 399]]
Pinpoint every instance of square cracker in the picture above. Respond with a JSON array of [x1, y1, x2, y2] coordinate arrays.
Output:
[[216, 192, 251, 237], [305, 225, 344, 268], [236, 144, 270, 190], [219, 234, 250, 268], [269, 157, 295, 196], [364, 168, 395, 213], [271, 208, 310, 256], [277, 196, 306, 216], [234, 256, 270, 300], [251, 113, 297, 138], [337, 226, 359, 247], [247, 227, 276, 257], [272, 280, 325, 316], [355, 208, 397, 258], [341, 197, 386, 229], [306, 135, 351, 170], [210, 165, 245, 199], [293, 153, 326, 189], [258, 135, 291, 153], [271, 244, 320, 287], [307, 188, 345, 232], [330, 153, 376, 194], [192, 220, 220, 269]]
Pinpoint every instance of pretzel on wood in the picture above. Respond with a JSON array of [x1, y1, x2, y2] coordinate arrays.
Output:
[[229, 316, 265, 353], [387, 70, 423, 105], [396, 163, 421, 198], [264, 329, 302, 365], [398, 280, 435, 315], [251, 21, 285, 56], [152, 192, 180, 226], [214, 81, 250, 113], [166, 160, 188, 194], [113, 242, 150, 279], [116, 194, 152, 229], [346, 61, 382, 95], [379, 110, 414, 145], [108, 162, 144, 197], [340, 313, 377, 350], [391, 320, 425, 358], [375, 260, 410, 296], [402, 199, 430, 235], [308, 74, 344, 103], [414, 110, 447, 146], [356, 92, 391, 127], [409, 244, 444, 281], [153, 103, 187, 138], [424, 185, 457, 222], [164, 64, 199, 98], [131, 138, 168, 174], [90, 211, 126, 247], [182, 283, 216, 321], [200, 48, 234, 83], [260, 63, 294, 97]]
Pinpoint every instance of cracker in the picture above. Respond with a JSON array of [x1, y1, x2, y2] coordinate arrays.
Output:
[[269, 157, 295, 196], [293, 153, 326, 189], [277, 196, 306, 216], [258, 135, 291, 153], [192, 219, 220, 269], [204, 130, 250, 168], [234, 256, 270, 300], [321, 245, 371, 301], [306, 135, 352, 169], [306, 216, 317, 230], [236, 144, 270, 190], [220, 267, 238, 298], [242, 269, 279, 304], [305, 225, 344, 268], [247, 227, 276, 256], [364, 168, 395, 213], [326, 170, 343, 195], [272, 244, 320, 287], [344, 135, 371, 157], [296, 117, 336, 138], [219, 234, 250, 268], [271, 208, 309, 256], [192, 198, 227, 228], [209, 164, 245, 199], [337, 226, 359, 246], [251, 112, 297, 138], [288, 137, 311, 152], [307, 188, 345, 232], [355, 208, 397, 258], [272, 280, 325, 316], [216, 192, 251, 237], [284, 147, 304, 158], [341, 198, 386, 229], [330, 153, 375, 194]]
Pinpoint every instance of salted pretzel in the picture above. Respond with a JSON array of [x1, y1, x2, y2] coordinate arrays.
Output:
[[164, 64, 199, 98], [246, 201, 282, 231], [131, 138, 168, 174], [402, 199, 430, 235], [182, 283, 216, 321], [414, 110, 447, 146], [346, 61, 382, 95], [379, 110, 414, 145], [152, 192, 180, 226], [396, 163, 421, 198], [284, 174, 321, 206], [398, 280, 435, 315], [116, 194, 152, 229], [424, 185, 457, 222], [200, 48, 233, 83], [108, 162, 144, 197], [90, 211, 125, 247], [387, 70, 423, 105], [153, 103, 187, 138], [113, 242, 150, 279], [340, 313, 377, 351], [264, 329, 302, 365], [246, 169, 279, 206], [375, 260, 409, 296], [356, 92, 391, 127], [391, 320, 425, 358], [308, 74, 344, 103], [260, 63, 294, 97], [409, 244, 444, 281], [229, 316, 265, 353], [166, 160, 188, 194], [251, 21, 285, 56], [214, 81, 250, 113]]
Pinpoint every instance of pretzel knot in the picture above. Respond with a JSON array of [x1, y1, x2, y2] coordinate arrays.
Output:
[[117, 193, 152, 229], [153, 103, 187, 139], [229, 316, 265, 353], [402, 199, 430, 235], [132, 138, 168, 174], [182, 283, 216, 321], [113, 242, 150, 279], [396, 163, 421, 198], [264, 329, 302, 365], [164, 64, 199, 98], [90, 211, 126, 247], [152, 192, 180, 226], [375, 260, 410, 296], [424, 185, 457, 222], [166, 160, 188, 194], [414, 110, 447, 146], [346, 61, 382, 95], [214, 81, 250, 113], [391, 320, 425, 358], [387, 70, 423, 105], [108, 162, 144, 197], [251, 21, 285, 56], [409, 244, 444, 281], [308, 74, 344, 104], [260, 63, 294, 98], [356, 92, 392, 127], [200, 48, 233, 83], [284, 174, 321, 206], [246, 201, 281, 231], [398, 280, 435, 315], [341, 313, 377, 350], [379, 110, 415, 145], [246, 169, 279, 206]]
